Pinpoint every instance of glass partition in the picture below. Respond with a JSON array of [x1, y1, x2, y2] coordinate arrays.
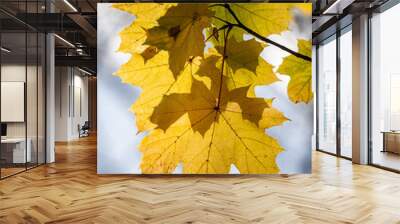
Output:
[[1, 30, 28, 177], [27, 31, 38, 169], [370, 4, 400, 171], [0, 1, 46, 179]]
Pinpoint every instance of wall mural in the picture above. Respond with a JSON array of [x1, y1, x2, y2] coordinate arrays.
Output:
[[97, 3, 312, 174]]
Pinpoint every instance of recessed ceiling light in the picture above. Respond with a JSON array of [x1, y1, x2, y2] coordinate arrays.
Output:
[[78, 67, 93, 76], [63, 0, 78, 12], [323, 0, 342, 14], [54, 34, 75, 48], [1, 47, 11, 53]]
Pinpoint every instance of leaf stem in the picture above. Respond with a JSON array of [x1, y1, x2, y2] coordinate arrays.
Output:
[[211, 4, 312, 62], [216, 26, 232, 109]]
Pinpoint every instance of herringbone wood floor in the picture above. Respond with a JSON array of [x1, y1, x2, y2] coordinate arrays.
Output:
[[1, 135, 400, 224]]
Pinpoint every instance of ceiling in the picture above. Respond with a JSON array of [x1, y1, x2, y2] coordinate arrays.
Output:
[[1, 0, 99, 73], [0, 0, 393, 73], [311, 0, 390, 43]]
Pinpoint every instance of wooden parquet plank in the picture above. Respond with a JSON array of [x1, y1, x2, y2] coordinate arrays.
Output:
[[0, 135, 400, 223]]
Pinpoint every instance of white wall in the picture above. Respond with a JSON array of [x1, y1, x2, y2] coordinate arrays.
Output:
[[55, 67, 89, 141], [72, 73, 89, 138], [55, 66, 70, 141]]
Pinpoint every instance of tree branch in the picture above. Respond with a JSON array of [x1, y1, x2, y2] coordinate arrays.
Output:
[[211, 4, 312, 62], [232, 24, 311, 62]]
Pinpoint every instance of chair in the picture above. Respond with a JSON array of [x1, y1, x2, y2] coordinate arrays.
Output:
[[79, 121, 90, 138]]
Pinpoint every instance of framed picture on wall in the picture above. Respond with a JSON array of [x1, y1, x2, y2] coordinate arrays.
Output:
[[97, 2, 313, 174], [1, 82, 25, 123]]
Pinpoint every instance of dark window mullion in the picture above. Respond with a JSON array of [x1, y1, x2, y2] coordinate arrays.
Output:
[[316, 45, 320, 151], [367, 11, 373, 165], [25, 0, 28, 171], [0, 24, 2, 179], [336, 28, 341, 157], [36, 0, 39, 167]]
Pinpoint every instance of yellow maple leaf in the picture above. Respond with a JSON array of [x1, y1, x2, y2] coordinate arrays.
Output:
[[225, 88, 289, 129], [150, 53, 287, 132], [112, 3, 299, 174], [145, 4, 214, 76], [144, 55, 287, 174], [115, 24, 146, 54], [113, 3, 176, 28], [278, 39, 313, 104], [215, 37, 279, 96], [182, 111, 283, 174], [150, 79, 215, 135], [112, 3, 175, 54], [115, 51, 199, 132], [142, 89, 284, 174], [140, 116, 192, 174]]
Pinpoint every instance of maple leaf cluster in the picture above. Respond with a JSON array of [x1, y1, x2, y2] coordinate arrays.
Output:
[[112, 3, 312, 174]]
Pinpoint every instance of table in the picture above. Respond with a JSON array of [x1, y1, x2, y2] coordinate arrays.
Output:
[[381, 131, 400, 154], [1, 138, 31, 163]]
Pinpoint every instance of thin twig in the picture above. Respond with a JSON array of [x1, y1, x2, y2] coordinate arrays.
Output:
[[210, 4, 312, 62], [211, 15, 233, 26], [205, 24, 231, 42]]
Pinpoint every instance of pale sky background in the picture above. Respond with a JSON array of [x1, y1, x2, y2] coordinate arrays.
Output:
[[97, 3, 313, 174]]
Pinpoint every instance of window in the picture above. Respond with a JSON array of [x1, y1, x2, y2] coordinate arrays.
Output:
[[339, 28, 352, 158], [316, 25, 353, 159], [318, 36, 337, 154]]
